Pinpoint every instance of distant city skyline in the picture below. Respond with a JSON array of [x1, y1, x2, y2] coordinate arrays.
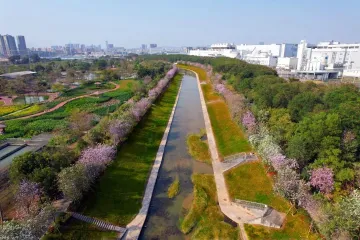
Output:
[[1, 0, 359, 48]]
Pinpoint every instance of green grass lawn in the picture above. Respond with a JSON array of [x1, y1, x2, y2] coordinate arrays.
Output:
[[178, 65, 251, 157], [77, 74, 182, 226], [180, 174, 238, 239], [225, 161, 320, 240], [186, 129, 211, 164], [45, 217, 118, 240]]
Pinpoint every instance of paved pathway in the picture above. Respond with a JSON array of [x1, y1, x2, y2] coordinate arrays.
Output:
[[124, 81, 183, 240], [70, 212, 127, 238], [1, 82, 120, 122], [191, 71, 257, 240]]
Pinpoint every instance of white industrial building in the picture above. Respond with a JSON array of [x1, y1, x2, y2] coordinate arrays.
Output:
[[188, 43, 239, 58], [236, 43, 298, 58], [296, 40, 360, 80], [277, 57, 298, 70]]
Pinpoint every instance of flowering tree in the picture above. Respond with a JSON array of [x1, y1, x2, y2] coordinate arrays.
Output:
[[270, 154, 298, 171], [109, 119, 133, 145], [0, 204, 56, 240], [78, 144, 116, 179], [132, 98, 151, 121], [15, 180, 41, 218], [58, 164, 90, 201], [275, 167, 308, 210], [242, 110, 257, 134], [166, 66, 178, 79], [215, 84, 226, 95], [310, 167, 334, 194]]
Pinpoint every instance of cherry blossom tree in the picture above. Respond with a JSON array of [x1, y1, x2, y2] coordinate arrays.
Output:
[[15, 180, 41, 218], [109, 119, 133, 145], [242, 111, 256, 131], [275, 167, 309, 211], [78, 144, 116, 179], [270, 154, 299, 171], [0, 204, 56, 240], [166, 66, 178, 79], [132, 98, 151, 121], [310, 167, 334, 194]]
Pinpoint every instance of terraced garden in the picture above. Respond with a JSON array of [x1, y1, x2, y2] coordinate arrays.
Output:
[[0, 80, 137, 140]]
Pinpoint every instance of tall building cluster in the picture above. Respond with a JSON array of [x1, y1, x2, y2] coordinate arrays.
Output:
[[0, 34, 27, 57]]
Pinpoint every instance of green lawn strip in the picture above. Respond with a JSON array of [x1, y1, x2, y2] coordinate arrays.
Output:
[[167, 176, 180, 199], [186, 129, 211, 164], [180, 174, 238, 239], [178, 65, 251, 157], [225, 161, 320, 239], [77, 74, 182, 226], [44, 217, 118, 240]]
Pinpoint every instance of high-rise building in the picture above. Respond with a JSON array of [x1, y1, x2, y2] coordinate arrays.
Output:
[[149, 44, 157, 48], [16, 35, 27, 56], [141, 44, 147, 50], [2, 35, 18, 56], [0, 35, 6, 56]]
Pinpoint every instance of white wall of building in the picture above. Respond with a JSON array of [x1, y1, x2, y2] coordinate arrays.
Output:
[[236, 43, 297, 58], [277, 57, 298, 70], [297, 40, 360, 72]]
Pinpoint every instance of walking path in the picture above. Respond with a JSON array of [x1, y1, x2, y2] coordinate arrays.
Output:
[[0, 82, 120, 122], [70, 212, 127, 238], [124, 81, 183, 240]]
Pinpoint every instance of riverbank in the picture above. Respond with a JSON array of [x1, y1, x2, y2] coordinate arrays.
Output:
[[79, 74, 182, 225], [179, 64, 319, 239]]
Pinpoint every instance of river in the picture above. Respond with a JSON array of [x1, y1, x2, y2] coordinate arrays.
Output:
[[140, 73, 213, 239]]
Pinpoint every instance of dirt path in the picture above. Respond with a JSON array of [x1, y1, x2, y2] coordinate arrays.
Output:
[[1, 82, 120, 122]]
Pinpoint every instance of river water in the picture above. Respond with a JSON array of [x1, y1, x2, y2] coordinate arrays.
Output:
[[140, 74, 213, 239]]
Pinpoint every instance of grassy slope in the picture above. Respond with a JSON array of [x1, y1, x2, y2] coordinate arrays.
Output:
[[226, 160, 320, 239], [180, 174, 238, 239], [46, 218, 118, 240], [178, 64, 251, 157], [179, 65, 319, 239], [79, 74, 182, 226]]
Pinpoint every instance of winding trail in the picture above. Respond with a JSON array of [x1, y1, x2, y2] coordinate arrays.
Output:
[[0, 82, 120, 122]]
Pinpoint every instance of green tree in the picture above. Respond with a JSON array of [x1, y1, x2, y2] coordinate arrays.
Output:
[[268, 108, 295, 148], [288, 92, 322, 122]]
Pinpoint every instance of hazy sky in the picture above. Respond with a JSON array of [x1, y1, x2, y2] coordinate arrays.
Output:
[[1, 0, 359, 48]]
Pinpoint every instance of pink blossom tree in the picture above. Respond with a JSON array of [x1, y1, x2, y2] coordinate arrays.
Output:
[[132, 98, 151, 121], [310, 167, 334, 194], [78, 144, 116, 180], [109, 119, 133, 145], [270, 154, 298, 171], [242, 110, 257, 134], [166, 66, 178, 79], [15, 180, 41, 218]]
